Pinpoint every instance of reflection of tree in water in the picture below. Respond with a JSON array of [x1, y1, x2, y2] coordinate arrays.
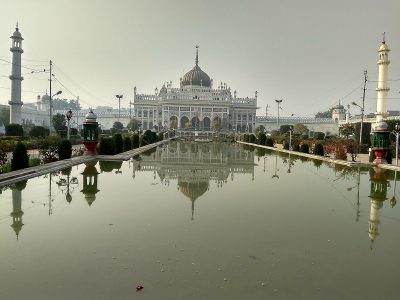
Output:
[[99, 161, 123, 173], [255, 147, 266, 158], [332, 164, 361, 180]]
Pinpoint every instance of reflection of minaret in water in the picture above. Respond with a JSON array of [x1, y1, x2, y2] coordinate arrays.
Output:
[[81, 161, 99, 206], [10, 180, 27, 239], [368, 167, 389, 249]]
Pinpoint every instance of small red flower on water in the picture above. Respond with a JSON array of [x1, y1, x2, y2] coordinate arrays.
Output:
[[136, 284, 144, 291]]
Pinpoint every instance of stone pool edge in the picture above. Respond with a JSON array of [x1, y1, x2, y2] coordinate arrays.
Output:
[[0, 139, 172, 187], [237, 141, 400, 171]]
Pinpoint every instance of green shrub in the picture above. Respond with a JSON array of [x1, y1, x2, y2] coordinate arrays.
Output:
[[38, 135, 62, 162], [98, 137, 115, 155], [58, 139, 72, 160], [293, 143, 300, 151], [313, 132, 325, 140], [11, 142, 29, 171], [123, 136, 132, 151], [139, 135, 148, 147], [283, 141, 290, 150], [300, 144, 309, 153], [151, 131, 158, 143], [29, 158, 42, 167], [158, 132, 164, 141], [29, 126, 49, 138], [6, 124, 23, 137], [249, 134, 256, 143], [265, 138, 274, 147], [113, 133, 123, 154], [258, 133, 266, 145], [243, 134, 249, 142], [314, 143, 324, 156], [132, 133, 140, 148]]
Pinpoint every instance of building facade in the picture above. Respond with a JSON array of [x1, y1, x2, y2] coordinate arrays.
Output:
[[133, 47, 258, 132]]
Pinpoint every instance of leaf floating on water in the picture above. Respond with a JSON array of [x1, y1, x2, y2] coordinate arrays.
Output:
[[136, 284, 144, 291]]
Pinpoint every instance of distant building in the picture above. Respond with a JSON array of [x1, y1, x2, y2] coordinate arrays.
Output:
[[133, 46, 258, 132]]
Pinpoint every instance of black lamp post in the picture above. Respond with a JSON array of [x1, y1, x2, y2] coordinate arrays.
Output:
[[66, 109, 72, 140], [115, 94, 123, 122], [50, 90, 62, 134]]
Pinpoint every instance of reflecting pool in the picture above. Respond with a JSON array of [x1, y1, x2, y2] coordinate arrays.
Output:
[[1, 141, 400, 299]]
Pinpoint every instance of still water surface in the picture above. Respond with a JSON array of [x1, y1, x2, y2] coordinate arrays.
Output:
[[0, 142, 399, 299]]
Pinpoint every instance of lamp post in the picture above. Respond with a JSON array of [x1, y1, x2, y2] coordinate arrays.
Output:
[[275, 99, 283, 131], [115, 94, 123, 122], [50, 90, 62, 134], [352, 101, 364, 147], [66, 109, 72, 140], [288, 126, 293, 150], [392, 123, 400, 166]]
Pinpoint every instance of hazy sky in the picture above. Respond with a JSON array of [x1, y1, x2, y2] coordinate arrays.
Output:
[[0, 0, 399, 117]]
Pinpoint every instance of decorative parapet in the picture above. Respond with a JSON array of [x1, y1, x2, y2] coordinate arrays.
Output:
[[257, 116, 335, 124]]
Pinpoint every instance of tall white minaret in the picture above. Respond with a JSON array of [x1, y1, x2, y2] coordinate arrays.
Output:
[[375, 33, 390, 123], [9, 23, 24, 125]]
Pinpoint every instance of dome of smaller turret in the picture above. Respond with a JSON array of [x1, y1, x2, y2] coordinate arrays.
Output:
[[85, 109, 97, 123], [379, 42, 390, 52]]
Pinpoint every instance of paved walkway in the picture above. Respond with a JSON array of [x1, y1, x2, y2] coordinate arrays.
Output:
[[0, 139, 171, 187], [239, 141, 400, 171]]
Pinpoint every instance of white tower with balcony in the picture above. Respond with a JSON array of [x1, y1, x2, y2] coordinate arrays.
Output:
[[9, 24, 24, 125], [376, 33, 390, 123]]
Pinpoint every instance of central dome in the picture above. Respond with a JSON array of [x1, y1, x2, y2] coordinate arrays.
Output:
[[181, 46, 211, 87]]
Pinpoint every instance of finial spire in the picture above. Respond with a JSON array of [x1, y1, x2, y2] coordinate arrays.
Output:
[[382, 32, 386, 44], [16, 21, 19, 31], [195, 45, 199, 66]]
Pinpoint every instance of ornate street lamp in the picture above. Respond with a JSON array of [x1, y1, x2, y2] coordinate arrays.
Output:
[[66, 109, 72, 140]]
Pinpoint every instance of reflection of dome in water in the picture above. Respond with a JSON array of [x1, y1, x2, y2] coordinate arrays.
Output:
[[178, 180, 209, 220], [178, 181, 209, 201]]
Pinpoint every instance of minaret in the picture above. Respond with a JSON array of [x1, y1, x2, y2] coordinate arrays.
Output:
[[371, 34, 391, 164], [376, 33, 390, 122], [8, 23, 24, 125]]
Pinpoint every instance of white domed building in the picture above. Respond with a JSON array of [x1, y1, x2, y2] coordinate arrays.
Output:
[[133, 47, 258, 132]]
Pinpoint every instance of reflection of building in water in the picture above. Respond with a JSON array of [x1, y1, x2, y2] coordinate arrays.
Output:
[[81, 161, 100, 206], [131, 142, 255, 219], [10, 180, 27, 239], [368, 168, 389, 248]]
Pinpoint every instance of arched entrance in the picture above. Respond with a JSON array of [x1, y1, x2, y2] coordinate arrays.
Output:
[[203, 117, 211, 131], [213, 116, 221, 131], [180, 116, 190, 129], [191, 116, 200, 130], [169, 116, 178, 129]]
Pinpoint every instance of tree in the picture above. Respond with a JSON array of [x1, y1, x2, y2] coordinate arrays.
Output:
[[52, 114, 66, 132], [113, 121, 124, 131], [315, 108, 333, 118], [339, 123, 355, 138], [58, 139, 72, 160], [255, 125, 265, 139], [11, 142, 29, 171], [293, 123, 308, 135], [127, 118, 141, 131], [279, 125, 291, 135]]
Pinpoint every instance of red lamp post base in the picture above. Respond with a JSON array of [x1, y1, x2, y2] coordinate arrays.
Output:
[[373, 149, 388, 165], [83, 141, 98, 156]]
